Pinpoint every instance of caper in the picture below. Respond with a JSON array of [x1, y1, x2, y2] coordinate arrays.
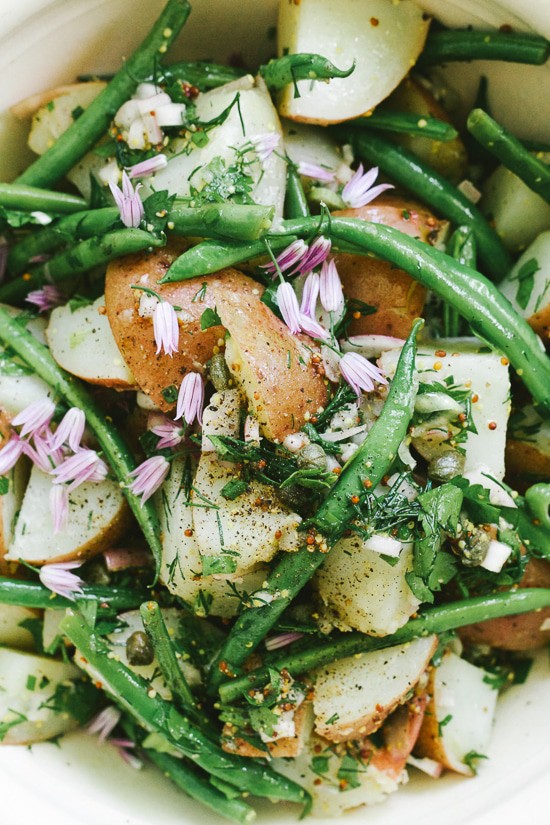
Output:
[[276, 484, 309, 510], [208, 353, 231, 391], [428, 450, 465, 482], [460, 527, 491, 567], [126, 630, 154, 666], [296, 443, 327, 470]]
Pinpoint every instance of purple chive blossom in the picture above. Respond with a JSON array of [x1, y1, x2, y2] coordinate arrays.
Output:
[[319, 259, 344, 313], [153, 301, 179, 357], [150, 416, 185, 449], [339, 351, 388, 396], [114, 741, 143, 770], [39, 560, 84, 601], [51, 449, 108, 489], [299, 312, 329, 340], [250, 133, 280, 163], [0, 435, 25, 475], [298, 236, 331, 275], [265, 631, 304, 651], [297, 161, 335, 182], [49, 407, 86, 452], [341, 164, 394, 209], [25, 284, 65, 313], [50, 484, 69, 533], [109, 171, 144, 228], [300, 272, 320, 318], [127, 153, 168, 179], [24, 432, 64, 473], [128, 455, 170, 505], [175, 372, 204, 426], [261, 239, 308, 277], [87, 706, 122, 742], [277, 282, 302, 335], [12, 398, 56, 439]]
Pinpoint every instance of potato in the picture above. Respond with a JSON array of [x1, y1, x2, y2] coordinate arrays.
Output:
[[499, 230, 550, 345], [312, 635, 437, 743], [414, 650, 497, 776], [333, 196, 446, 338], [376, 77, 467, 183], [46, 296, 136, 388], [506, 405, 550, 485], [6, 465, 129, 565], [0, 448, 29, 558], [222, 701, 313, 759], [459, 558, 550, 651], [0, 604, 40, 651], [12, 81, 106, 124], [277, 0, 429, 125]]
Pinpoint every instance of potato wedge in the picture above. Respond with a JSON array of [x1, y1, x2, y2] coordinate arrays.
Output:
[[414, 650, 497, 776], [499, 230, 550, 345], [0, 604, 40, 651], [333, 196, 446, 338], [46, 296, 136, 388], [222, 701, 313, 759], [0, 449, 29, 559], [312, 635, 437, 743], [13, 81, 106, 127], [6, 465, 129, 565], [506, 405, 550, 485], [277, 0, 429, 125]]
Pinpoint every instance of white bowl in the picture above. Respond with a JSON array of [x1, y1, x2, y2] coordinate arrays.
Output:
[[0, 2, 549, 824]]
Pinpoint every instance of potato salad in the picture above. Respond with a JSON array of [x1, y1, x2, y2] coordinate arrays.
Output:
[[1, 0, 550, 820]]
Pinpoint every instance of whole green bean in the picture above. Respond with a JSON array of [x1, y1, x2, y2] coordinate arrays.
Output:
[[467, 108, 550, 205], [0, 183, 87, 214], [0, 577, 146, 612], [15, 0, 192, 188], [207, 323, 420, 693], [348, 129, 511, 280], [0, 307, 163, 575], [354, 110, 458, 141], [417, 30, 550, 69], [284, 163, 310, 220], [60, 609, 309, 807], [164, 60, 246, 91], [260, 53, 354, 93], [0, 229, 163, 304], [219, 588, 550, 703], [443, 225, 476, 337]]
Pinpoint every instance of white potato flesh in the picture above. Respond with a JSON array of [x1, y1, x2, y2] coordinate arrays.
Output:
[[415, 650, 497, 776], [499, 231, 550, 321], [315, 537, 420, 637], [380, 339, 511, 480], [0, 455, 30, 555], [277, 0, 429, 124], [282, 119, 348, 179], [313, 635, 437, 743], [480, 157, 550, 253], [0, 647, 82, 744], [7, 465, 128, 565], [0, 604, 39, 650], [0, 308, 51, 418], [158, 456, 269, 618], [46, 296, 136, 388], [150, 76, 287, 219]]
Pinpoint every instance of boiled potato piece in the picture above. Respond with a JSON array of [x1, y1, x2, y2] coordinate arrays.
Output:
[[222, 701, 313, 759], [47, 296, 136, 388], [0, 308, 51, 418], [0, 647, 88, 744], [499, 231, 550, 344], [0, 452, 29, 558], [312, 635, 437, 743], [380, 339, 511, 480], [314, 536, 420, 637], [151, 76, 287, 219], [6, 465, 129, 565], [459, 558, 550, 651], [0, 604, 40, 650], [282, 119, 350, 182], [277, 0, 429, 125], [415, 650, 497, 776], [333, 196, 446, 338], [506, 405, 550, 483]]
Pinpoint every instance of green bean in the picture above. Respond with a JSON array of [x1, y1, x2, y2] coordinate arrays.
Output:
[[60, 609, 309, 807], [525, 483, 550, 531], [0, 183, 87, 215], [207, 323, 420, 693], [467, 108, 550, 205], [354, 110, 458, 141], [443, 226, 476, 337], [15, 0, 192, 189], [517, 506, 550, 560], [219, 588, 550, 703], [164, 60, 246, 91], [0, 229, 162, 304], [0, 307, 163, 574], [163, 215, 550, 415], [417, 30, 550, 69], [0, 577, 146, 612], [259, 53, 354, 93], [348, 129, 511, 280], [284, 163, 310, 219]]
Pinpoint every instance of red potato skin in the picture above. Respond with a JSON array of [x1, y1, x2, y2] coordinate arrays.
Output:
[[333, 196, 445, 339], [459, 558, 550, 651]]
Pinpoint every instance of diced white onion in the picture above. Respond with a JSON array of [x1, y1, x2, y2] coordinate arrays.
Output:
[[283, 432, 309, 453], [320, 424, 366, 442], [155, 102, 187, 127], [135, 92, 172, 115], [364, 534, 402, 557], [480, 540, 513, 573], [114, 99, 141, 128]]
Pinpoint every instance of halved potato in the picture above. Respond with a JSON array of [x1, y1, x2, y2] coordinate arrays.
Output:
[[0, 450, 29, 558], [312, 635, 437, 743], [499, 230, 550, 345], [277, 0, 429, 125], [222, 700, 312, 759], [13, 81, 106, 128], [333, 196, 446, 338], [506, 406, 550, 484], [414, 650, 497, 776], [46, 296, 136, 388], [6, 465, 129, 565], [0, 604, 40, 650]]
